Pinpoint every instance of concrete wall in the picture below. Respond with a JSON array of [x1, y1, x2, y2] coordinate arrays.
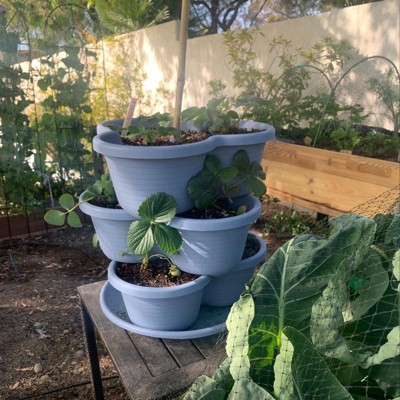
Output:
[[100, 0, 399, 129]]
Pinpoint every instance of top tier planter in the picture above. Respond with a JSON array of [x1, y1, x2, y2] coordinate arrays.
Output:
[[94, 119, 275, 218]]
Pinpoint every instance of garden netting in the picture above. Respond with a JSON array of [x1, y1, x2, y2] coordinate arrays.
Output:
[[183, 185, 400, 399]]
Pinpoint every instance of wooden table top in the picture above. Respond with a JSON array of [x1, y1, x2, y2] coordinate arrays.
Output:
[[77, 281, 227, 399]]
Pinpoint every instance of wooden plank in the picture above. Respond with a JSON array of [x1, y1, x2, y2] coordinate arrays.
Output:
[[192, 334, 226, 358], [267, 188, 343, 216], [128, 332, 178, 376], [264, 141, 399, 187], [263, 141, 400, 216], [162, 339, 204, 367], [78, 282, 153, 397], [130, 353, 227, 400], [265, 162, 390, 212]]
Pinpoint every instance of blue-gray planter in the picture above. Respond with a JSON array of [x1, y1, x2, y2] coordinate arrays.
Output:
[[169, 195, 261, 277], [202, 234, 267, 307], [93, 120, 275, 218], [78, 194, 139, 263], [107, 261, 212, 331], [93, 122, 214, 219]]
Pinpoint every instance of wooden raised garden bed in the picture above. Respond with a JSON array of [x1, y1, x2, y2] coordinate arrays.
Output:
[[262, 141, 400, 216], [0, 207, 88, 240]]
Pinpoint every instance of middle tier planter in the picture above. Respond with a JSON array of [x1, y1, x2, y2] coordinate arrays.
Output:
[[169, 195, 261, 277], [93, 120, 275, 218]]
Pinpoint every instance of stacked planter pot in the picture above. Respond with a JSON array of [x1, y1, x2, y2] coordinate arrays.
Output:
[[91, 119, 275, 335]]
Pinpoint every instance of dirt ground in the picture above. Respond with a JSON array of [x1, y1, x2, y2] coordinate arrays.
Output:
[[0, 201, 293, 400]]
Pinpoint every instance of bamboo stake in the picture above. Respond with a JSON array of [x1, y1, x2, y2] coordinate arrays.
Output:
[[173, 0, 191, 129], [122, 97, 137, 136]]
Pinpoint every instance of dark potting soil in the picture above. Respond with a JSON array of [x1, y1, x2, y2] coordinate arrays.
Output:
[[116, 258, 199, 288], [88, 195, 121, 209], [242, 235, 261, 260], [177, 200, 242, 219], [120, 128, 260, 147], [121, 130, 210, 146]]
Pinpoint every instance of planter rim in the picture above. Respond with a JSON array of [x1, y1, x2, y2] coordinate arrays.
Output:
[[78, 193, 133, 221], [169, 195, 261, 231], [108, 261, 211, 299], [94, 119, 275, 160], [238, 233, 267, 272]]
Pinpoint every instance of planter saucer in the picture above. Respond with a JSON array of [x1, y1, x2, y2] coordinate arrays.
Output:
[[100, 282, 229, 339]]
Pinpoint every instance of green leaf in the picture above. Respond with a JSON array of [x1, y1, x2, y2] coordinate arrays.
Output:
[[137, 192, 177, 223], [188, 173, 219, 209], [245, 175, 267, 196], [384, 213, 400, 247], [154, 224, 182, 254], [59, 193, 75, 210], [92, 233, 99, 248], [232, 149, 250, 173], [361, 327, 400, 368], [44, 209, 66, 226], [248, 214, 376, 381], [228, 380, 275, 400], [67, 211, 82, 228], [226, 294, 254, 381], [80, 188, 98, 202], [127, 220, 154, 255], [184, 358, 234, 399], [273, 331, 294, 399], [393, 249, 400, 292], [204, 155, 221, 175], [350, 253, 389, 320], [217, 167, 238, 182], [285, 326, 353, 400], [249, 161, 266, 180], [310, 259, 356, 364], [369, 355, 400, 398]]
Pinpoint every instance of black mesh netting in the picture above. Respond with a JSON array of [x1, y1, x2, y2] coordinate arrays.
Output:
[[183, 186, 400, 399]]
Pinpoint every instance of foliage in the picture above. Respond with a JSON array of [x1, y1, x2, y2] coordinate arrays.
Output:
[[368, 68, 400, 136], [108, 112, 180, 143], [330, 122, 361, 151], [126, 192, 182, 269], [86, 0, 172, 35], [34, 38, 95, 192], [263, 209, 319, 238], [354, 130, 399, 160], [182, 98, 239, 134], [184, 213, 400, 399], [44, 173, 116, 228], [188, 150, 266, 210], [221, 29, 356, 135], [0, 11, 41, 215], [295, 93, 367, 148]]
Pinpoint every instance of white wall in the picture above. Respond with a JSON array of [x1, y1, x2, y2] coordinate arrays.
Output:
[[101, 0, 399, 129]]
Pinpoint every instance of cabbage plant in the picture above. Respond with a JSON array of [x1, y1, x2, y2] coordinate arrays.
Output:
[[184, 213, 400, 399]]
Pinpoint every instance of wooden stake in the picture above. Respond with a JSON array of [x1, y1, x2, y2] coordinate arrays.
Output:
[[173, 0, 191, 129], [122, 97, 137, 135]]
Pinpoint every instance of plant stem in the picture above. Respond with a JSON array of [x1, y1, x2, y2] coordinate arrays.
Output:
[[173, 0, 190, 129]]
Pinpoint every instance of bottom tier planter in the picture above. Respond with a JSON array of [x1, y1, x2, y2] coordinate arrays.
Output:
[[202, 234, 267, 307], [107, 261, 212, 331]]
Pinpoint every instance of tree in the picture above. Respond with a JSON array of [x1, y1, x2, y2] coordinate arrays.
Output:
[[190, 0, 249, 35]]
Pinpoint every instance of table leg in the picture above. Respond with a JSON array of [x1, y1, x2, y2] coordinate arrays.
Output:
[[79, 295, 105, 400]]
